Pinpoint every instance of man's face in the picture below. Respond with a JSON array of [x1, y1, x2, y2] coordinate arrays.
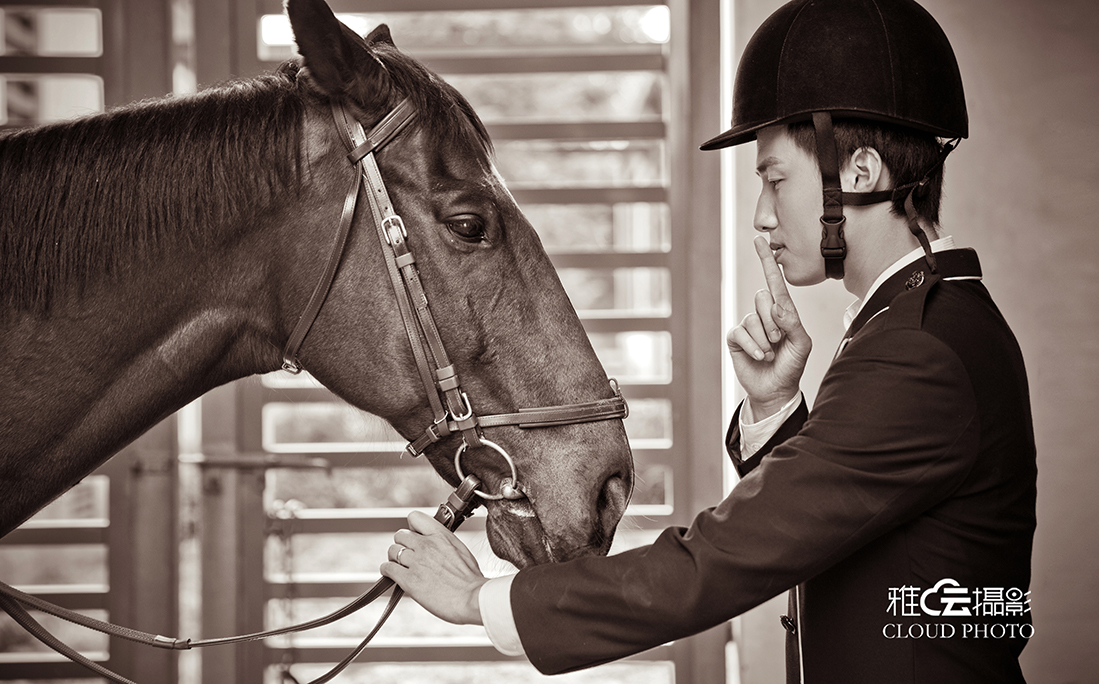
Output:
[[753, 125, 826, 287]]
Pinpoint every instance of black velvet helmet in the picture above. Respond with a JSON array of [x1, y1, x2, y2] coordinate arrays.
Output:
[[703, 0, 968, 279], [701, 0, 967, 150]]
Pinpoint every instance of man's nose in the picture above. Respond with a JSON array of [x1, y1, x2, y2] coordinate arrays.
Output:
[[754, 192, 777, 233]]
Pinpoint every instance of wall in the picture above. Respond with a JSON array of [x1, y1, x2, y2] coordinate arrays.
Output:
[[729, 1, 1099, 682]]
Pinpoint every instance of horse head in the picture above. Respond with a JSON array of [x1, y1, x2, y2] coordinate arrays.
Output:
[[277, 0, 634, 568]]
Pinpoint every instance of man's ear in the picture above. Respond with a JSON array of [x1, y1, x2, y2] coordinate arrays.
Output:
[[286, 0, 389, 102], [843, 146, 889, 193]]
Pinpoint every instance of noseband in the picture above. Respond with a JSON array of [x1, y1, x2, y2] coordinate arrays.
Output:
[[281, 98, 628, 499]]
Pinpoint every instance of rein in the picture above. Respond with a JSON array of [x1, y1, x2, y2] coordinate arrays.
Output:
[[0, 475, 483, 684], [0, 98, 628, 682]]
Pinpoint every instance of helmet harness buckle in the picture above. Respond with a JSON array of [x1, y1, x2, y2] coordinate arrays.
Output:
[[812, 111, 962, 279]]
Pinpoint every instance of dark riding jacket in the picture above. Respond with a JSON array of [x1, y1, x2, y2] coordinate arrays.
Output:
[[509, 249, 1037, 683]]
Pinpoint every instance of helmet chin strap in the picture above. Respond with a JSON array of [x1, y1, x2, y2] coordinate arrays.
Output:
[[811, 112, 960, 279], [813, 113, 848, 280]]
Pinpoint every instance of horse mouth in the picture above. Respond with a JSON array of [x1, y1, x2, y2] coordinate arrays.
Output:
[[483, 496, 618, 568], [484, 498, 555, 569]]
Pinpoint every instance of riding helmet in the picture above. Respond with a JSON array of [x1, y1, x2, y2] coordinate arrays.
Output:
[[701, 0, 967, 150], [701, 0, 968, 280]]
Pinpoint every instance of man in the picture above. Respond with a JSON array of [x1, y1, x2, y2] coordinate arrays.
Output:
[[381, 0, 1037, 682]]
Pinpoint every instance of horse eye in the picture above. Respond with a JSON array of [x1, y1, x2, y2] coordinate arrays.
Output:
[[445, 216, 485, 241]]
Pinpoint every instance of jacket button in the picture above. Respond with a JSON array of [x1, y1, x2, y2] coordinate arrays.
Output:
[[780, 615, 797, 634]]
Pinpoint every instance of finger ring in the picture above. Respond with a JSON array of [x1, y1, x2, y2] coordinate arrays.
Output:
[[396, 547, 407, 566]]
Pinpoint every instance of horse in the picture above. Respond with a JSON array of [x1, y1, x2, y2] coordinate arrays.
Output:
[[0, 0, 633, 570]]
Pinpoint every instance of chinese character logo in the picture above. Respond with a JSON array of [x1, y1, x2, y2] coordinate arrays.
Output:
[[886, 579, 1031, 617], [884, 579, 1034, 640], [887, 586, 921, 617], [921, 578, 972, 616]]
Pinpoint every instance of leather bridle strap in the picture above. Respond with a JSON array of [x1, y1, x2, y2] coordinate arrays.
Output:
[[404, 380, 629, 458], [346, 102, 456, 433], [479, 391, 629, 429], [281, 99, 418, 374], [327, 102, 629, 463], [341, 101, 475, 445]]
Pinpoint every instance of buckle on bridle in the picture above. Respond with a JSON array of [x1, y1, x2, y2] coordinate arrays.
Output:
[[281, 358, 303, 375], [435, 474, 483, 530], [449, 390, 475, 422], [382, 215, 407, 245]]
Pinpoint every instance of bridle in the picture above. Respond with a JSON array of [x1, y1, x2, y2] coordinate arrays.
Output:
[[0, 98, 628, 683], [281, 97, 628, 500]]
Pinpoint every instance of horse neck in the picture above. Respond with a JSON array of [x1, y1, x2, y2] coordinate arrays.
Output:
[[0, 234, 281, 534]]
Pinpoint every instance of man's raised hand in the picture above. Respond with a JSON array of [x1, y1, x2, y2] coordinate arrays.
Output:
[[726, 236, 812, 418]]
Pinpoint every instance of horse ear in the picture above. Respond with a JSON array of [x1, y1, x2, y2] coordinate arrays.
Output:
[[285, 0, 388, 101], [366, 23, 395, 47]]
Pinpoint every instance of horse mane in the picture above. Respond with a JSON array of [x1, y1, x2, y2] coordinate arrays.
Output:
[[0, 46, 493, 314], [366, 41, 494, 163], [0, 67, 307, 313]]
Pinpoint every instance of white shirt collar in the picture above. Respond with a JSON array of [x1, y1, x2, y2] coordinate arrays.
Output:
[[843, 235, 956, 330]]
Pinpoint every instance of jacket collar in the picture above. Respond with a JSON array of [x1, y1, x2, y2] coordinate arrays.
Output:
[[843, 248, 982, 340]]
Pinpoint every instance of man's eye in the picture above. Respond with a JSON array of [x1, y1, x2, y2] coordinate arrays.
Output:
[[445, 216, 485, 241]]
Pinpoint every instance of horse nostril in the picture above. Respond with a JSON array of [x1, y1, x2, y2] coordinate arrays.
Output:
[[596, 469, 632, 546], [599, 470, 631, 514]]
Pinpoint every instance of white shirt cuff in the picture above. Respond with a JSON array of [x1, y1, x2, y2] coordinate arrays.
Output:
[[478, 574, 526, 657], [739, 392, 803, 458]]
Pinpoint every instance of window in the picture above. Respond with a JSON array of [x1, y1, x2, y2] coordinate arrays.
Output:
[[0, 6, 104, 126]]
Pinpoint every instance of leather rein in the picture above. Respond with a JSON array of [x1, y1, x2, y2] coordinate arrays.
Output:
[[0, 99, 628, 682], [0, 476, 483, 684]]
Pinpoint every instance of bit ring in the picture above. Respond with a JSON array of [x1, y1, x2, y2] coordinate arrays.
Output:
[[453, 439, 524, 500]]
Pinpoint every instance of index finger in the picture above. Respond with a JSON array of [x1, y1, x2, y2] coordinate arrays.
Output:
[[753, 235, 791, 300]]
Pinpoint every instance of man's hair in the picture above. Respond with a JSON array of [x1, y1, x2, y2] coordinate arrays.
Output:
[[787, 118, 948, 226]]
